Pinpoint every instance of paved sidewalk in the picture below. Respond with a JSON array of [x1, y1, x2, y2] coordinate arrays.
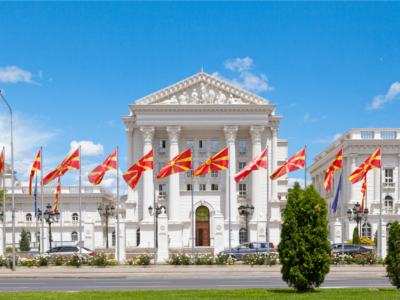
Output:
[[0, 265, 387, 279]]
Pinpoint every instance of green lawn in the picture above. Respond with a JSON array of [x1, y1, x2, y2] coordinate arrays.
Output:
[[0, 288, 399, 299]]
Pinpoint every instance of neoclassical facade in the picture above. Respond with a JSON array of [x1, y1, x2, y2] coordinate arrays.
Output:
[[0, 162, 117, 254], [307, 129, 400, 256], [121, 72, 289, 252]]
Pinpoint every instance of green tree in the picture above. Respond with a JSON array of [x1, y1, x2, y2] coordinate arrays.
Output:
[[278, 182, 331, 292], [374, 230, 378, 249], [19, 228, 31, 251], [353, 226, 359, 245], [386, 221, 400, 289]]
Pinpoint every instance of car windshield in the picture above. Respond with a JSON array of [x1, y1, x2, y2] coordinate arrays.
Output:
[[82, 247, 93, 252]]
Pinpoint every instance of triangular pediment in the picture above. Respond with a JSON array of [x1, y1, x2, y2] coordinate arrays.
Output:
[[135, 72, 269, 105]]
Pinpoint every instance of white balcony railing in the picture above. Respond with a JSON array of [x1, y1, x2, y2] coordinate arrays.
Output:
[[383, 182, 395, 188], [238, 195, 247, 201], [238, 151, 247, 156], [384, 208, 394, 214], [157, 195, 167, 201], [158, 150, 167, 157]]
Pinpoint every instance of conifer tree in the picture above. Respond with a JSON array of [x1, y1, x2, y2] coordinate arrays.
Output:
[[353, 226, 359, 245], [278, 182, 331, 292], [19, 228, 31, 251], [386, 221, 400, 289]]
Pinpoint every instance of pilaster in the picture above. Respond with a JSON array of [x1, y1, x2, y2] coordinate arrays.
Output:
[[271, 127, 279, 201], [223, 125, 238, 222], [166, 126, 181, 221], [115, 217, 126, 262], [83, 215, 95, 251], [349, 154, 358, 203], [140, 126, 155, 222]]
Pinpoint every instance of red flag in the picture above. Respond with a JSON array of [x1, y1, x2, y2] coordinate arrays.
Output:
[[361, 175, 367, 211], [29, 149, 41, 196], [54, 177, 60, 213], [234, 148, 268, 183], [157, 149, 191, 179], [270, 148, 306, 180], [43, 148, 80, 185], [324, 148, 342, 191], [123, 149, 153, 190], [0, 149, 3, 174], [348, 148, 381, 184], [88, 149, 117, 185], [193, 147, 228, 177]]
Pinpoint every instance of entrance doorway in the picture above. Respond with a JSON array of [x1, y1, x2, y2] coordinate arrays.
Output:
[[196, 206, 210, 246]]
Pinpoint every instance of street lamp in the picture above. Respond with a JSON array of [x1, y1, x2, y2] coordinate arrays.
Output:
[[148, 204, 166, 249], [97, 205, 115, 248], [38, 204, 60, 249], [238, 204, 254, 243], [0, 212, 3, 222], [347, 202, 369, 245]]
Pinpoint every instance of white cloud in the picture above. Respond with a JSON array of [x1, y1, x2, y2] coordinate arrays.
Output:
[[69, 141, 104, 157], [38, 71, 43, 79], [212, 71, 273, 94], [304, 113, 309, 121], [108, 120, 115, 127], [366, 82, 400, 110], [0, 66, 34, 84], [225, 57, 254, 72], [314, 133, 342, 144]]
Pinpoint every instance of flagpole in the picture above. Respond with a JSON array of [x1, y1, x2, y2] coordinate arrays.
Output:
[[341, 169, 344, 263], [304, 145, 307, 188], [41, 147, 44, 255], [117, 146, 120, 264], [153, 173, 156, 265], [266, 146, 270, 256], [228, 147, 232, 260], [379, 162, 383, 258], [364, 176, 367, 238], [79, 145, 82, 255], [191, 169, 194, 264], [3, 147, 6, 256], [59, 177, 62, 246], [35, 173, 38, 250]]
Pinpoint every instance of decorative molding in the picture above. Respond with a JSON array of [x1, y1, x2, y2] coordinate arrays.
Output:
[[130, 106, 273, 114], [125, 127, 135, 137], [223, 125, 238, 144], [166, 126, 181, 143], [271, 126, 279, 137], [140, 126, 155, 143], [250, 125, 265, 143]]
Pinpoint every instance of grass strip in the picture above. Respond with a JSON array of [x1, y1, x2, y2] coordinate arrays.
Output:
[[0, 288, 399, 299]]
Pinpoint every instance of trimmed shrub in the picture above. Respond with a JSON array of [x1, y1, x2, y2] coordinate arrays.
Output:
[[19, 228, 31, 251], [386, 221, 400, 289], [242, 253, 265, 265], [353, 226, 359, 245], [278, 183, 331, 292], [166, 252, 192, 265]]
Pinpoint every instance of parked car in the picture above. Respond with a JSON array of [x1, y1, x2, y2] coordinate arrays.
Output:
[[331, 243, 370, 255], [30, 246, 94, 258], [218, 242, 275, 260]]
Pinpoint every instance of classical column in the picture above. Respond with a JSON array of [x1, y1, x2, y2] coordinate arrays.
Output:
[[166, 126, 181, 221], [250, 126, 265, 220], [349, 154, 357, 202], [223, 125, 238, 221], [374, 168, 380, 203], [398, 154, 400, 201], [140, 126, 155, 221], [271, 127, 279, 201]]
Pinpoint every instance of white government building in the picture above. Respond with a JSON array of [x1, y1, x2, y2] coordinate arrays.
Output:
[[308, 129, 400, 257]]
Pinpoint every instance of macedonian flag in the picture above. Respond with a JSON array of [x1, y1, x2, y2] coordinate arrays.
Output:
[[54, 177, 60, 213], [193, 147, 229, 177], [123, 149, 153, 190], [234, 148, 268, 183], [270, 147, 306, 180], [348, 148, 381, 184], [157, 149, 191, 179], [43, 148, 80, 185], [0, 149, 4, 174], [324, 148, 342, 191], [88, 149, 117, 185], [361, 175, 367, 211], [29, 149, 41, 196]]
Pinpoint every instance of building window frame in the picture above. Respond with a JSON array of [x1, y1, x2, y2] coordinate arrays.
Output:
[[187, 184, 192, 191], [211, 140, 219, 155], [362, 223, 372, 239], [211, 184, 218, 191], [158, 140, 167, 157], [239, 162, 246, 171], [71, 231, 78, 241], [26, 213, 32, 222], [72, 213, 79, 222], [199, 184, 206, 191]]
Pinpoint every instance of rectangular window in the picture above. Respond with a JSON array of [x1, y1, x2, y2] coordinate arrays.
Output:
[[159, 162, 166, 172], [381, 131, 396, 140], [361, 131, 374, 139], [186, 170, 192, 178], [199, 140, 206, 154], [158, 184, 166, 196], [211, 171, 218, 178], [239, 162, 246, 171], [187, 140, 194, 151], [211, 184, 218, 191], [187, 184, 192, 191], [385, 169, 393, 183], [211, 141, 219, 155], [158, 140, 166, 156], [199, 184, 206, 191], [239, 140, 247, 155], [199, 162, 206, 178], [239, 184, 246, 196]]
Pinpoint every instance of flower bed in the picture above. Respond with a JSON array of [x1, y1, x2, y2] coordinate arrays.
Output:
[[125, 252, 153, 265], [166, 252, 237, 265], [328, 250, 379, 265]]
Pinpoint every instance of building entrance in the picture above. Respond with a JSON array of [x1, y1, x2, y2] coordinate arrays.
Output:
[[196, 206, 210, 246]]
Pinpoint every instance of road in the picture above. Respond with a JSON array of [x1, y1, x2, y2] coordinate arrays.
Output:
[[0, 277, 392, 292]]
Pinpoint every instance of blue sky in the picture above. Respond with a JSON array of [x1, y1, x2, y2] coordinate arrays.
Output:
[[0, 2, 399, 193]]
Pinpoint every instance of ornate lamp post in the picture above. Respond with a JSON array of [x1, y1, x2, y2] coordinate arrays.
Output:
[[148, 204, 166, 265], [97, 205, 115, 248], [238, 205, 254, 243], [347, 202, 369, 245], [38, 204, 60, 250]]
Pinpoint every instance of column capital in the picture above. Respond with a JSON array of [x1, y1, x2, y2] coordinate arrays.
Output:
[[140, 126, 155, 143], [349, 153, 358, 162], [125, 127, 135, 136], [223, 125, 238, 144], [250, 126, 265, 143], [270, 127, 279, 137], [166, 126, 181, 143]]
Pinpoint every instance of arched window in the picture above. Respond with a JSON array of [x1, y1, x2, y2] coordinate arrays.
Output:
[[71, 231, 78, 241], [72, 213, 79, 221], [362, 223, 372, 239], [112, 231, 116, 246], [385, 196, 393, 213], [26, 213, 32, 222], [27, 232, 31, 243], [136, 229, 140, 246], [239, 228, 247, 244]]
